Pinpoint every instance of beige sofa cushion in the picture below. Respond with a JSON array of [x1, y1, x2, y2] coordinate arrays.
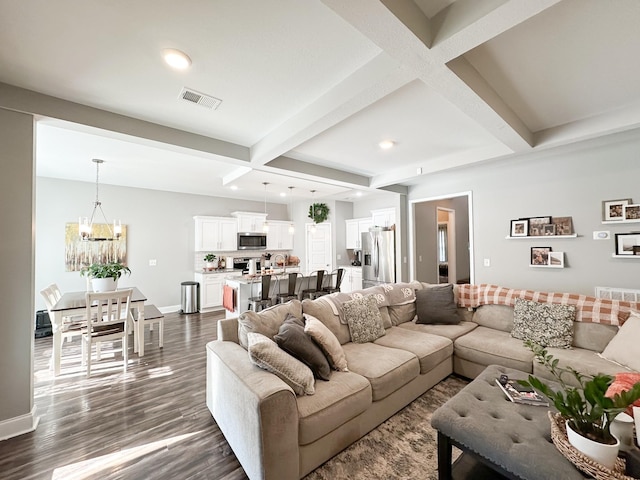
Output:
[[572, 321, 617, 352], [532, 346, 623, 387], [373, 327, 452, 374], [303, 314, 348, 372], [600, 313, 640, 371], [472, 304, 514, 332], [454, 326, 534, 373], [302, 298, 351, 345], [296, 371, 372, 445], [342, 342, 419, 401], [398, 320, 478, 341], [238, 300, 303, 349], [388, 303, 416, 326]]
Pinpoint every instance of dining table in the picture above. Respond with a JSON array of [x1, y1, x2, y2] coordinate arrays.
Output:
[[49, 287, 148, 376]]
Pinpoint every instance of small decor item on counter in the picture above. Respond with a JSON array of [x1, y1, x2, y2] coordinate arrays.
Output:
[[308, 203, 329, 224], [263, 252, 272, 268], [80, 261, 131, 292], [219, 257, 226, 269], [204, 253, 217, 271]]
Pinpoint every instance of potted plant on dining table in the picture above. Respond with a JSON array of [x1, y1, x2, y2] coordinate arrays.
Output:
[[80, 261, 131, 292], [520, 340, 640, 472]]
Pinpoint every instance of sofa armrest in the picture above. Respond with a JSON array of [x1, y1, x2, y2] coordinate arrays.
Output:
[[206, 340, 299, 480], [217, 317, 240, 343]]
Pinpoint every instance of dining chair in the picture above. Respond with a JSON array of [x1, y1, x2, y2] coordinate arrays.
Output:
[[40, 285, 86, 347], [322, 268, 345, 295], [248, 275, 274, 312], [301, 270, 327, 300], [83, 288, 132, 377], [275, 272, 299, 304]]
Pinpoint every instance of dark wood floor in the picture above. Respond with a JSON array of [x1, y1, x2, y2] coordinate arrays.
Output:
[[0, 310, 249, 480]]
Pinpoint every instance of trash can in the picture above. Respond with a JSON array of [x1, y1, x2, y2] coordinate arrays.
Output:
[[181, 281, 200, 314]]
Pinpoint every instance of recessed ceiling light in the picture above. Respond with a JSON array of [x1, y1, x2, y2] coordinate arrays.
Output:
[[280, 192, 286, 197], [379, 140, 395, 150], [230, 185, 238, 191], [356, 191, 363, 197], [162, 49, 192, 70]]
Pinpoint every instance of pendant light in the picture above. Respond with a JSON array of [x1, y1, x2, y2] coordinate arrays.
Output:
[[262, 182, 269, 233], [79, 159, 122, 241], [288, 186, 295, 234], [310, 190, 317, 234]]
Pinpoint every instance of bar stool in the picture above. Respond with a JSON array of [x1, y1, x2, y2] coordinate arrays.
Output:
[[275, 272, 299, 304], [248, 275, 274, 312], [322, 268, 345, 295], [301, 270, 326, 300]]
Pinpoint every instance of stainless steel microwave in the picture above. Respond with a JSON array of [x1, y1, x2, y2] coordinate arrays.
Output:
[[237, 232, 267, 250]]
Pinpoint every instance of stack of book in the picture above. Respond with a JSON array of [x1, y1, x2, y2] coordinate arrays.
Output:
[[496, 378, 549, 406]]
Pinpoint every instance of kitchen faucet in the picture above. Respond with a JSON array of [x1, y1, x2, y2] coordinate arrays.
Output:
[[273, 253, 287, 273]]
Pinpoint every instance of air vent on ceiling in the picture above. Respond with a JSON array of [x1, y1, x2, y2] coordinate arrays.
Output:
[[179, 87, 222, 110]]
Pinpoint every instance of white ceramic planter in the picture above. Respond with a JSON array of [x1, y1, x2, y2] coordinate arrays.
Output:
[[91, 277, 117, 292], [566, 420, 620, 470]]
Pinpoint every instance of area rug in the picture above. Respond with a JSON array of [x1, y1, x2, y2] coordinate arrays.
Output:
[[304, 375, 468, 480]]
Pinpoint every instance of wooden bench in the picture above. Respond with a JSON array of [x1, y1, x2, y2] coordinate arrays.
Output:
[[130, 304, 164, 353]]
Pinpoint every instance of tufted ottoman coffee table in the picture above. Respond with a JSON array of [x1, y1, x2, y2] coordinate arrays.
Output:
[[431, 364, 585, 479]]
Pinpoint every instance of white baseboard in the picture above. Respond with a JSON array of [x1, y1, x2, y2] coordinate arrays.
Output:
[[0, 405, 39, 441]]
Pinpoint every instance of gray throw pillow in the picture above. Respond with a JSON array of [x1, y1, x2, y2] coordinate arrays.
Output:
[[511, 298, 575, 348], [274, 316, 331, 380], [415, 284, 460, 325], [343, 295, 386, 343]]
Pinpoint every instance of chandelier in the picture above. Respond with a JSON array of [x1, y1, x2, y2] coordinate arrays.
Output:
[[78, 159, 122, 241]]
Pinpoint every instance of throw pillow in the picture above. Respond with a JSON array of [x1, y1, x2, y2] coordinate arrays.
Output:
[[600, 313, 640, 371], [415, 284, 460, 325], [343, 295, 386, 343], [247, 332, 315, 395], [511, 298, 576, 348], [237, 299, 303, 349], [274, 316, 331, 380], [303, 314, 348, 372], [605, 372, 640, 416]]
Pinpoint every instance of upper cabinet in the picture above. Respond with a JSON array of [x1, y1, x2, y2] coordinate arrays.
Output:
[[346, 218, 373, 249], [371, 208, 396, 228], [194, 216, 238, 251], [232, 211, 268, 233], [267, 220, 294, 250]]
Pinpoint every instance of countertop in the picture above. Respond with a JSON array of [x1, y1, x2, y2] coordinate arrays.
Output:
[[196, 268, 242, 275]]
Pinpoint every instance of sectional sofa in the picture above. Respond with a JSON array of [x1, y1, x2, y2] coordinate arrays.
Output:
[[205, 282, 634, 480]]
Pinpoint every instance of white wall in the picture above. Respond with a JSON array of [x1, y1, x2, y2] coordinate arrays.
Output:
[[35, 178, 288, 311], [409, 130, 640, 295]]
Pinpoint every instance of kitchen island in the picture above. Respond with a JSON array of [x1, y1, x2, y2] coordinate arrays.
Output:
[[223, 267, 305, 318]]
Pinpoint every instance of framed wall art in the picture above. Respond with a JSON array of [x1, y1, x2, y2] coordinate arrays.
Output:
[[623, 204, 640, 221], [552, 217, 573, 235], [531, 247, 551, 266], [548, 251, 565, 268], [510, 219, 529, 237], [602, 199, 631, 221], [615, 232, 640, 256], [528, 217, 552, 236]]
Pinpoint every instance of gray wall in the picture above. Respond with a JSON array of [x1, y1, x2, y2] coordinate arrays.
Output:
[[36, 177, 289, 311], [0, 108, 35, 429], [409, 130, 640, 295]]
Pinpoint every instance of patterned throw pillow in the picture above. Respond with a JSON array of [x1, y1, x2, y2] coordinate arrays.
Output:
[[247, 332, 315, 395], [343, 295, 386, 343], [511, 298, 576, 348]]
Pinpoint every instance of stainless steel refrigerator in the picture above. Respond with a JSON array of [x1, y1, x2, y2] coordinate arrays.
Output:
[[362, 226, 396, 288]]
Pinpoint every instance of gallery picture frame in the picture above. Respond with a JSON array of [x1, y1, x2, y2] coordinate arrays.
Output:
[[531, 246, 552, 266], [548, 251, 565, 267], [615, 232, 640, 256], [552, 216, 573, 235], [602, 199, 632, 221], [623, 204, 640, 221], [528, 216, 552, 236], [510, 219, 529, 237]]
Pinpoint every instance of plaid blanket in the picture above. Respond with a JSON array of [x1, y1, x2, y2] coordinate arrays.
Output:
[[456, 284, 639, 326]]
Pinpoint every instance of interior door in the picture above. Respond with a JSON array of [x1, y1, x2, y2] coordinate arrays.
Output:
[[305, 223, 332, 274]]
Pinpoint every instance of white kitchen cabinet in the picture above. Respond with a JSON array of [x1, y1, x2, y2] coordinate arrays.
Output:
[[371, 208, 396, 228], [346, 218, 373, 249], [232, 212, 268, 233], [196, 271, 242, 311], [340, 267, 362, 293], [267, 220, 294, 250], [194, 216, 238, 251]]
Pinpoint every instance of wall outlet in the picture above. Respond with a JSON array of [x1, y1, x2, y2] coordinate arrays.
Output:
[[593, 231, 610, 240], [418, 255, 422, 262], [149, 259, 157, 266], [483, 258, 491, 267], [337, 254, 341, 260]]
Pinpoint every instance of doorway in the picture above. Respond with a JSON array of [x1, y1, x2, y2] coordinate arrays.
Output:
[[409, 192, 473, 284]]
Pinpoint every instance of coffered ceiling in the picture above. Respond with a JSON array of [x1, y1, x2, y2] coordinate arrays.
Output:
[[1, 0, 639, 203]]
